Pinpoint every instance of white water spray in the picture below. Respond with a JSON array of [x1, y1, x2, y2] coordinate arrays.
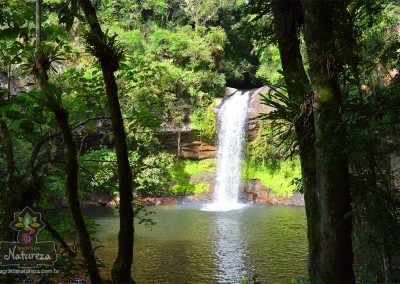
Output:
[[203, 90, 250, 211]]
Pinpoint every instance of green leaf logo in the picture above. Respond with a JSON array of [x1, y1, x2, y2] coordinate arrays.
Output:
[[23, 213, 32, 227]]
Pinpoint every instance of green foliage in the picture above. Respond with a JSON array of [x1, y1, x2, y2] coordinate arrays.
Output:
[[170, 182, 211, 195], [117, 30, 144, 53], [255, 44, 283, 85], [1, 0, 399, 282], [358, 5, 400, 89], [182, 158, 216, 174], [136, 152, 175, 194], [190, 101, 217, 142], [342, 74, 400, 283], [246, 119, 295, 166], [244, 118, 302, 196], [168, 163, 192, 195], [80, 147, 119, 196], [168, 159, 215, 195], [243, 158, 301, 197], [81, 147, 175, 197], [119, 24, 227, 103]]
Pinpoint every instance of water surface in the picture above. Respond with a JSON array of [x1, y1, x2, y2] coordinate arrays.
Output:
[[86, 205, 308, 284]]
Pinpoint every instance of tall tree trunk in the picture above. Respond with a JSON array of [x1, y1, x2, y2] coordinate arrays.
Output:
[[0, 118, 16, 241], [301, 0, 355, 283], [34, 69, 103, 283], [77, 1, 136, 282], [53, 104, 103, 283], [271, 1, 320, 281], [33, 2, 102, 281], [35, 0, 41, 50]]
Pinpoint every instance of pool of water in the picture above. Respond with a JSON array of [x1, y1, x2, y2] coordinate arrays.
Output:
[[85, 204, 308, 284]]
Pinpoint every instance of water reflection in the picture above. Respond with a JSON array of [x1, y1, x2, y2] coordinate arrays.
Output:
[[85, 205, 308, 283], [213, 211, 247, 283]]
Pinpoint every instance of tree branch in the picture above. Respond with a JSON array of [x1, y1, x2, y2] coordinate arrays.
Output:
[[43, 217, 76, 258], [29, 116, 110, 172]]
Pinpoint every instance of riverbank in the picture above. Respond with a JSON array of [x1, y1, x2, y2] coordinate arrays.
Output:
[[62, 184, 304, 209], [53, 156, 304, 209]]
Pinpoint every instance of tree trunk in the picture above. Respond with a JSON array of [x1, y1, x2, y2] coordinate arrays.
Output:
[[0, 118, 16, 241], [103, 66, 135, 284], [33, 69, 103, 284], [33, 2, 102, 281], [52, 105, 103, 283], [35, 0, 41, 50], [301, 0, 355, 283], [271, 1, 320, 281], [77, 1, 136, 282], [34, 76, 102, 284]]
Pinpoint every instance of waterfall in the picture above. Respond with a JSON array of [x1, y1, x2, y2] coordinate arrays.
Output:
[[203, 90, 250, 211]]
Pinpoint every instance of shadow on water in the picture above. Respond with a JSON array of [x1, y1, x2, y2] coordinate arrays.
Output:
[[85, 204, 308, 284]]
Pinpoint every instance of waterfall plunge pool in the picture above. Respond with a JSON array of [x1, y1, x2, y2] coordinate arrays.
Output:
[[85, 90, 307, 283], [86, 204, 308, 283]]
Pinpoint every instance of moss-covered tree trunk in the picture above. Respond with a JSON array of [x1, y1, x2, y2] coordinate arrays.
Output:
[[77, 1, 136, 282], [271, 1, 320, 281], [301, 0, 355, 283]]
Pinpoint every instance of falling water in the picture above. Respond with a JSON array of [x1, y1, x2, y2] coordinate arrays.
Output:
[[203, 90, 250, 211]]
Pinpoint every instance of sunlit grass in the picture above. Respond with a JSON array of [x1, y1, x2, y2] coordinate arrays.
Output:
[[169, 158, 300, 196], [243, 158, 301, 197], [183, 159, 216, 175], [168, 159, 215, 195]]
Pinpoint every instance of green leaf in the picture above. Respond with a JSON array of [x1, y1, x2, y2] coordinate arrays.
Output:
[[5, 110, 20, 120]]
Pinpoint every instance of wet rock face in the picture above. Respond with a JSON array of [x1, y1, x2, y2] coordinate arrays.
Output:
[[159, 86, 274, 160], [247, 86, 275, 139], [157, 127, 217, 160]]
